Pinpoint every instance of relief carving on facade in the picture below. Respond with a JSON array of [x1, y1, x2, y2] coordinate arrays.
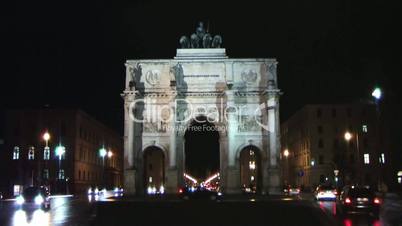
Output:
[[143, 121, 167, 133], [241, 69, 258, 84], [145, 70, 161, 86], [238, 115, 262, 132]]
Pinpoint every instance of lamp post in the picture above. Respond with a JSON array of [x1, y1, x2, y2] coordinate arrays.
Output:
[[99, 147, 110, 189], [41, 132, 50, 185], [55, 144, 65, 193], [372, 87, 385, 188], [344, 131, 360, 184], [283, 149, 289, 185]]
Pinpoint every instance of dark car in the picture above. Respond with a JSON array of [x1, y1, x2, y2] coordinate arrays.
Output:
[[179, 186, 222, 201], [337, 185, 380, 215], [16, 186, 51, 210]]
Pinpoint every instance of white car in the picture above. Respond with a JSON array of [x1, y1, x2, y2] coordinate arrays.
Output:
[[314, 185, 337, 201]]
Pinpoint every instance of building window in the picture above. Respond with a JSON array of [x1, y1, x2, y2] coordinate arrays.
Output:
[[43, 169, 49, 179], [362, 125, 368, 133], [78, 170, 81, 180], [380, 153, 385, 164], [317, 126, 323, 134], [58, 169, 65, 180], [317, 108, 322, 118], [331, 108, 337, 118], [364, 154, 370, 164], [28, 147, 35, 160], [43, 147, 50, 160], [318, 139, 324, 148], [319, 155, 324, 165], [13, 146, 20, 160]]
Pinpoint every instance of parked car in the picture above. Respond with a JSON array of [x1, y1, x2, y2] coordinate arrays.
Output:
[[337, 185, 381, 215], [16, 186, 51, 210], [314, 184, 337, 201]]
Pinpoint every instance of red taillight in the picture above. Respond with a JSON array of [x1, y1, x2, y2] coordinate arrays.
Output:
[[178, 188, 183, 194], [333, 190, 338, 195], [345, 197, 352, 204], [374, 197, 381, 204]]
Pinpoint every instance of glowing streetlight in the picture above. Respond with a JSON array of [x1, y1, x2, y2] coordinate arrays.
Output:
[[43, 132, 50, 146], [99, 147, 107, 158], [107, 150, 113, 158], [372, 87, 382, 100], [344, 132, 352, 141], [55, 145, 65, 160], [283, 149, 289, 158]]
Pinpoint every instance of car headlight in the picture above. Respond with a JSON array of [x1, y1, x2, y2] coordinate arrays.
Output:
[[34, 195, 44, 205], [16, 195, 25, 205], [88, 188, 93, 195]]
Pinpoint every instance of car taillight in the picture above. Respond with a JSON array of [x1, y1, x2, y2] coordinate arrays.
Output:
[[178, 188, 183, 194], [374, 197, 381, 204], [345, 197, 352, 204]]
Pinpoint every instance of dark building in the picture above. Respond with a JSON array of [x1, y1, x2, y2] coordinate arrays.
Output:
[[280, 103, 392, 191], [0, 109, 123, 197]]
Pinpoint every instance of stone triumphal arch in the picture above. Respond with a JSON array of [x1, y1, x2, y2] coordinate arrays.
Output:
[[122, 25, 281, 195]]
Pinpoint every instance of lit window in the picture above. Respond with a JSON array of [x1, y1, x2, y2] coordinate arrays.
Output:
[[149, 177, 153, 183], [250, 150, 254, 156], [13, 146, 20, 160], [249, 161, 256, 170], [380, 153, 385, 164], [362, 125, 368, 133], [43, 147, 50, 160], [364, 154, 370, 164], [28, 147, 35, 160], [58, 169, 65, 180], [43, 169, 49, 179]]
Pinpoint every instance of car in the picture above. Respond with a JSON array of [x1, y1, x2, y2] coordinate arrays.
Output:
[[337, 185, 381, 215], [179, 186, 222, 201], [88, 186, 100, 196], [283, 185, 301, 195], [16, 186, 51, 210], [314, 184, 337, 201], [113, 186, 124, 196]]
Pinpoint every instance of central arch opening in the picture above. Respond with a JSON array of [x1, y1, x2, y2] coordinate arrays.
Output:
[[184, 116, 220, 187]]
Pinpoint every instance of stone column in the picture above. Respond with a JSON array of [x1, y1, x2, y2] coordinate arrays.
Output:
[[223, 88, 240, 194], [265, 93, 281, 194], [166, 91, 178, 193], [122, 91, 136, 195]]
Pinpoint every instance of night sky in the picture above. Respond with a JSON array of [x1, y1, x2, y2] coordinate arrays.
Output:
[[1, 0, 401, 144]]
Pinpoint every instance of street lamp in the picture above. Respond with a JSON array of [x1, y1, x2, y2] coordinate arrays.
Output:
[[55, 144, 66, 161], [283, 149, 289, 158], [372, 87, 382, 101], [344, 132, 352, 141], [344, 131, 361, 184], [283, 149, 290, 186], [99, 146, 109, 186], [55, 144, 65, 193], [43, 132, 50, 147]]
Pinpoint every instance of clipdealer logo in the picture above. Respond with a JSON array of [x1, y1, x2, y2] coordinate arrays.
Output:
[[128, 98, 273, 132]]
